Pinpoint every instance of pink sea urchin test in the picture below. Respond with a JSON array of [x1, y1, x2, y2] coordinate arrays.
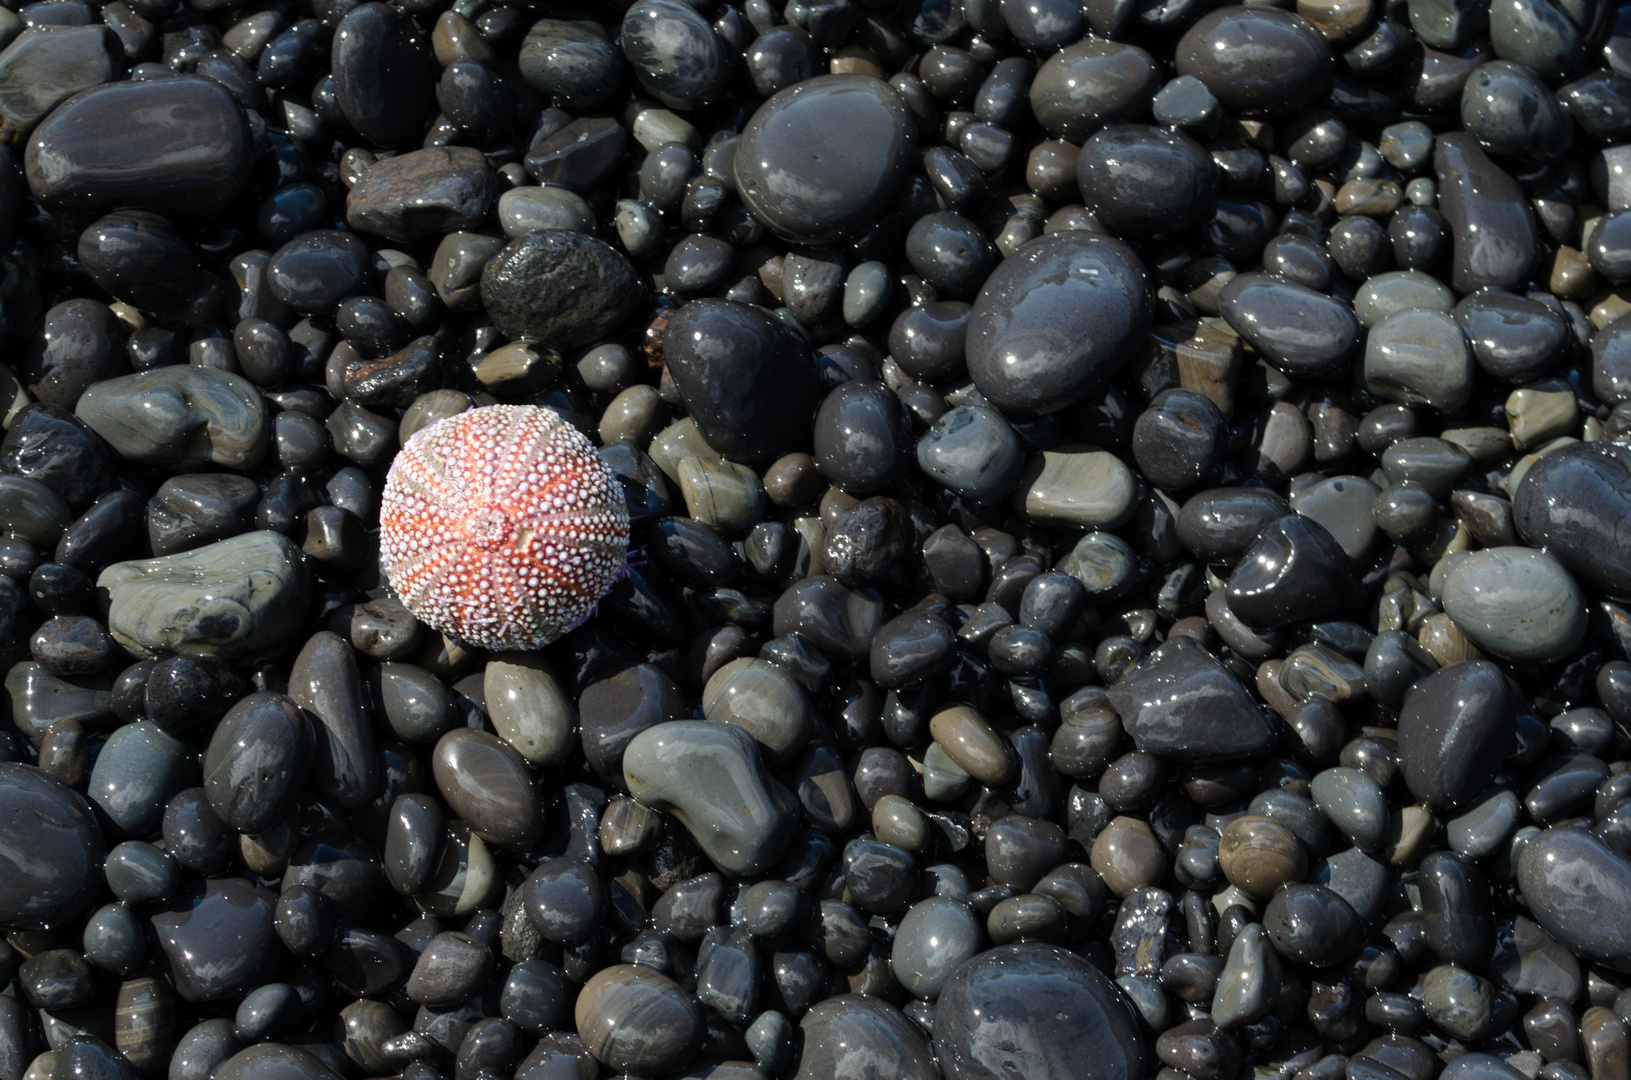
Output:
[[379, 405, 630, 651]]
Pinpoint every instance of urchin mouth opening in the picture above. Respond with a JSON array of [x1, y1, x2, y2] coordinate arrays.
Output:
[[468, 508, 511, 549]]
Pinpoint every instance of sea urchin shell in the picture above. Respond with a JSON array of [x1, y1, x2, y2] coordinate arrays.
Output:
[[379, 404, 630, 651]]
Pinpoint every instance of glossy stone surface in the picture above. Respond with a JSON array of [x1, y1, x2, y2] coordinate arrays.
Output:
[[150, 877, 282, 1002], [1397, 660, 1516, 811], [934, 943, 1145, 1080], [735, 75, 916, 245], [0, 762, 104, 928], [575, 964, 704, 1074], [966, 232, 1152, 416], [794, 995, 938, 1080], [481, 231, 648, 351]]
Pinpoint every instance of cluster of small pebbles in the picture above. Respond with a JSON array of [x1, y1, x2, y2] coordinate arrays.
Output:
[[3, 0, 1631, 1075]]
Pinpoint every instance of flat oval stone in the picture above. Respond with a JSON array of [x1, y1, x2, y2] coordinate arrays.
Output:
[[203, 693, 312, 835], [966, 232, 1152, 416], [24, 77, 253, 216], [1016, 446, 1136, 529], [1397, 660, 1516, 811], [485, 653, 575, 766], [1440, 547, 1587, 664], [772, 574, 886, 659], [1218, 273, 1358, 379], [481, 231, 649, 351], [0, 761, 103, 928], [735, 75, 916, 245], [1077, 124, 1217, 238], [1512, 441, 1631, 600], [1363, 308, 1475, 413], [1262, 883, 1363, 965], [1176, 7, 1333, 117], [934, 943, 1145, 1080], [624, 720, 797, 876], [432, 729, 540, 851], [1517, 828, 1631, 967], [703, 657, 812, 764], [331, 4, 435, 148], [795, 995, 938, 1080], [150, 877, 282, 1002], [663, 299, 822, 464], [214, 1044, 343, 1080], [98, 532, 312, 662], [75, 367, 267, 471], [1105, 636, 1276, 760], [575, 964, 704, 1075]]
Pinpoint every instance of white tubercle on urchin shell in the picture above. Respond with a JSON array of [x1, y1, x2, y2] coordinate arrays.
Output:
[[379, 404, 631, 651]]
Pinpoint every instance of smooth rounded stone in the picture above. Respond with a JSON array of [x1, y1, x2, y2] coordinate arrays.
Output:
[[76, 209, 200, 312], [1411, 966, 1491, 1041], [1089, 816, 1165, 896], [482, 232, 647, 351], [793, 996, 937, 1080], [1077, 125, 1217, 238], [1434, 133, 1536, 295], [734, 75, 915, 245], [1219, 815, 1306, 898], [1363, 308, 1474, 413], [0, 763, 103, 929], [1, 403, 109, 515], [1218, 273, 1358, 379], [331, 4, 435, 147], [1176, 7, 1332, 116], [97, 531, 309, 662], [664, 299, 821, 464], [843, 261, 891, 327], [1175, 488, 1290, 565], [1289, 476, 1380, 562], [501, 958, 572, 1035], [1311, 767, 1388, 851], [1213, 922, 1280, 1029], [103, 841, 175, 907], [150, 878, 281, 1003], [575, 965, 703, 1074], [869, 611, 956, 690], [624, 721, 796, 876], [1512, 441, 1631, 599], [405, 931, 492, 1008], [1517, 827, 1631, 967], [88, 721, 195, 837], [147, 474, 260, 557], [1263, 884, 1364, 966], [928, 706, 1013, 785], [1015, 445, 1136, 529], [76, 367, 264, 475], [283, 633, 376, 815], [966, 232, 1151, 416], [703, 658, 812, 764], [1352, 271, 1455, 329], [518, 19, 624, 110], [1461, 61, 1571, 161], [1398, 660, 1515, 812], [1418, 850, 1495, 969], [1454, 290, 1567, 383], [1439, 547, 1586, 664], [1105, 636, 1274, 760], [890, 302, 970, 384], [579, 664, 685, 787], [916, 405, 1025, 503], [384, 793, 443, 896], [619, 0, 728, 110], [1133, 389, 1226, 491], [987, 815, 1067, 891], [0, 24, 115, 147], [1225, 515, 1354, 629], [234, 983, 298, 1043], [813, 380, 909, 495], [772, 574, 885, 659], [212, 1044, 342, 1080], [498, 186, 593, 239], [666, 235, 735, 297], [202, 693, 312, 835], [1029, 39, 1159, 143], [346, 147, 499, 243], [485, 653, 573, 767], [432, 729, 539, 851], [934, 943, 1144, 1080], [1488, 0, 1579, 79], [1446, 787, 1520, 860], [906, 212, 998, 300], [24, 77, 252, 216], [171, 1018, 242, 1080], [377, 663, 455, 744]]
